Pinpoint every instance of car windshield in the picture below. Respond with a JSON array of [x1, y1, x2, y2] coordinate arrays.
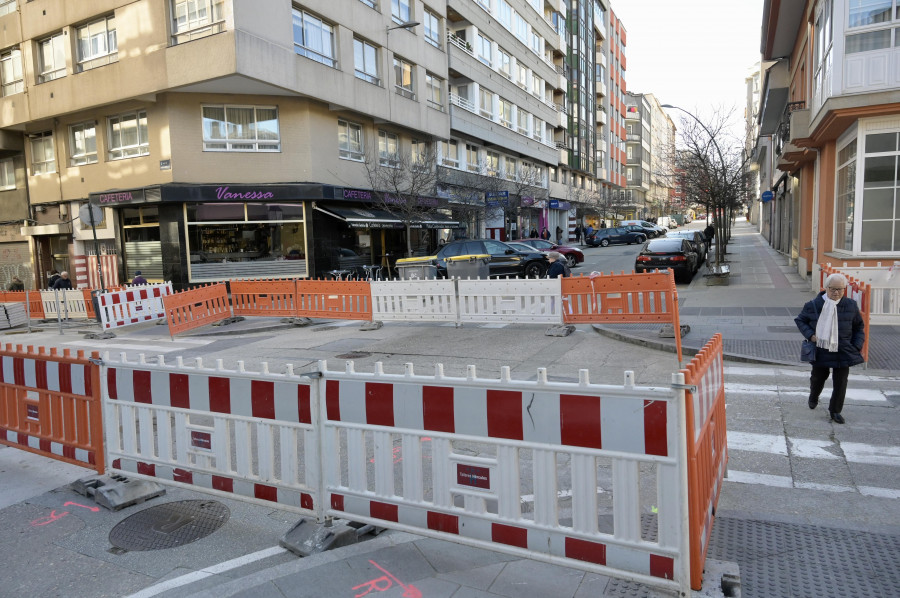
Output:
[[646, 239, 684, 252]]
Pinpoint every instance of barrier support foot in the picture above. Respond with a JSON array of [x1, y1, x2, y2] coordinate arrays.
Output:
[[280, 317, 313, 327], [545, 324, 575, 337], [212, 316, 245, 327], [280, 517, 359, 557], [71, 473, 166, 511], [694, 559, 741, 597], [156, 318, 168, 325], [658, 324, 690, 338], [359, 320, 384, 331], [84, 331, 117, 340]]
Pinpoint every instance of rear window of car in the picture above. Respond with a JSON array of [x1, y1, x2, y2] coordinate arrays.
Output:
[[646, 239, 684, 251]]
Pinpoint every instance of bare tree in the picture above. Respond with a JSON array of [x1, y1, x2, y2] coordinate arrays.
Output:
[[364, 145, 440, 257], [672, 108, 750, 268]]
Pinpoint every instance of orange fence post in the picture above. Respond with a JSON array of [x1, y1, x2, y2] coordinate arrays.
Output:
[[163, 283, 233, 338], [0, 344, 104, 473], [296, 279, 372, 321], [680, 333, 727, 591], [230, 279, 299, 317], [561, 270, 683, 364]]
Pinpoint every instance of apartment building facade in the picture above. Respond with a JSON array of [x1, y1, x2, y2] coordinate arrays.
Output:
[[0, 0, 626, 288], [757, 0, 900, 281]]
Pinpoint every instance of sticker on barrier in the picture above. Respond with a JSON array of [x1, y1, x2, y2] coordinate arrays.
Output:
[[97, 283, 173, 330]]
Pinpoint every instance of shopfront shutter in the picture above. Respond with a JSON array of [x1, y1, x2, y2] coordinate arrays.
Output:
[[125, 241, 164, 280]]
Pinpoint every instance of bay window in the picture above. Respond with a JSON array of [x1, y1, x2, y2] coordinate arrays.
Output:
[[202, 105, 280, 152], [172, 0, 225, 44], [292, 8, 335, 67]]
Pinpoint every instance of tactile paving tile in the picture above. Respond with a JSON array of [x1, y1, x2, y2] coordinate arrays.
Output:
[[108, 500, 230, 551], [708, 517, 900, 598]]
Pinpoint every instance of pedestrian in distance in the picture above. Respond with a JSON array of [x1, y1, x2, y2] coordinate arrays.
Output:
[[7, 276, 24, 291], [131, 270, 148, 285], [574, 224, 583, 244], [794, 273, 865, 424], [529, 226, 538, 238], [540, 227, 550, 240], [555, 225, 563, 243], [546, 251, 569, 279], [704, 223, 715, 244], [51, 271, 73, 290], [48, 269, 60, 288]]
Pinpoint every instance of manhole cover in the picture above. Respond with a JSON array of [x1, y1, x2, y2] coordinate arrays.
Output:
[[108, 500, 229, 552], [335, 351, 372, 359]]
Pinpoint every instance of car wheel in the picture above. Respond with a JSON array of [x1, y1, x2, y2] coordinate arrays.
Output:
[[565, 254, 577, 268], [637, 235, 646, 243], [600, 239, 610, 247], [524, 261, 546, 278]]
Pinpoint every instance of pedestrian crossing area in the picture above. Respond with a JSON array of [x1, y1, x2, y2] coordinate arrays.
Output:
[[722, 365, 899, 499]]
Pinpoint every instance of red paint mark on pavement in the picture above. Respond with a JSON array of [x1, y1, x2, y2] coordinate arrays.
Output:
[[63, 501, 100, 512], [352, 560, 422, 598], [30, 510, 69, 527]]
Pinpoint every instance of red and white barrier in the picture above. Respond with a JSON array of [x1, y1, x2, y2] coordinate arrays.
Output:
[[97, 283, 173, 330]]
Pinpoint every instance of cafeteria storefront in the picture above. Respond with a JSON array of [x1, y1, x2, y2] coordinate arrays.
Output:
[[89, 183, 461, 289]]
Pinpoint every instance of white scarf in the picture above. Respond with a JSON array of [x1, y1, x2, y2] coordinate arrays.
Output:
[[815, 295, 840, 352]]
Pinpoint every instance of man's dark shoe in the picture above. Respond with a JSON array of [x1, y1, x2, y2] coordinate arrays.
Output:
[[830, 412, 845, 424], [808, 397, 818, 409]]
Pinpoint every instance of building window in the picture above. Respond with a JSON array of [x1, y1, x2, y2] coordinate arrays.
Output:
[[0, 47, 22, 97], [425, 72, 443, 110], [0, 158, 15, 190], [859, 131, 900, 251], [530, 31, 542, 54], [440, 139, 458, 168], [626, 146, 633, 159], [172, 0, 225, 44], [30, 131, 56, 175], [354, 38, 379, 85], [517, 109, 530, 135], [411, 139, 428, 167], [76, 15, 118, 72], [378, 130, 399, 167], [496, 0, 512, 27], [834, 138, 857, 252], [423, 10, 441, 48], [393, 57, 415, 99], [0, 1, 16, 18], [107, 110, 149, 160], [532, 118, 543, 142], [479, 88, 493, 119], [505, 157, 517, 180], [531, 75, 543, 98], [513, 13, 527, 41], [466, 143, 479, 172], [497, 47, 511, 78], [202, 105, 280, 152], [38, 33, 66, 83], [848, 0, 891, 28], [516, 63, 528, 88], [485, 151, 499, 176], [476, 32, 492, 66], [292, 8, 335, 67], [391, 0, 410, 24], [498, 97, 513, 128], [338, 119, 364, 161], [70, 121, 98, 166]]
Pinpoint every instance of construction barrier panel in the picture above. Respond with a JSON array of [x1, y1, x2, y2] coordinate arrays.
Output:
[[295, 279, 372, 321], [40, 290, 92, 320], [561, 271, 683, 364], [823, 261, 900, 325], [97, 283, 173, 330], [103, 353, 321, 514], [370, 279, 458, 323], [163, 283, 232, 338], [0, 290, 45, 320], [457, 278, 563, 324], [0, 344, 104, 473], [230, 279, 300, 318], [681, 334, 727, 591], [320, 360, 691, 594]]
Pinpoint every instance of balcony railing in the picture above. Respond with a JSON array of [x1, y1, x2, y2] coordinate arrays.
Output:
[[776, 100, 807, 150], [449, 93, 476, 113], [447, 32, 473, 57]]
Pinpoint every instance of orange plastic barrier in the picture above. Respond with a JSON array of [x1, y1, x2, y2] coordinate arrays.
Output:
[[163, 283, 233, 338], [561, 270, 683, 363], [818, 264, 870, 363], [0, 290, 45, 319], [681, 333, 727, 591], [0, 344, 104, 473], [296, 279, 372, 321], [230, 279, 299, 317]]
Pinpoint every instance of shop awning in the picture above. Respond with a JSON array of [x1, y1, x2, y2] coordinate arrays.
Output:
[[316, 206, 461, 229]]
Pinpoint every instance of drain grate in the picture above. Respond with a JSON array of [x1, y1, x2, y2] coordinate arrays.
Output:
[[108, 500, 229, 552], [335, 351, 372, 359]]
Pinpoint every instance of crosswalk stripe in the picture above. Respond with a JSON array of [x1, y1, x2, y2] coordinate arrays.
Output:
[[727, 431, 900, 466], [724, 383, 887, 402], [725, 470, 900, 499], [64, 340, 213, 353]]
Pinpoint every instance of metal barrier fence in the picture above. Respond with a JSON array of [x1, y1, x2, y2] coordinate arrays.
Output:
[[104, 354, 321, 514], [0, 344, 104, 473], [97, 283, 173, 330], [163, 283, 233, 338], [561, 271, 683, 364], [681, 334, 728, 590]]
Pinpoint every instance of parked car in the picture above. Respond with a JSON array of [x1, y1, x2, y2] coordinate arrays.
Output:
[[620, 219, 666, 238], [586, 226, 647, 247], [436, 239, 548, 278], [634, 237, 699, 283], [515, 238, 584, 267], [666, 230, 708, 264]]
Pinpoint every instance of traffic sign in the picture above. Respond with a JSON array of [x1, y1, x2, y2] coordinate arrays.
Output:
[[79, 203, 104, 226], [761, 190, 774, 203]]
